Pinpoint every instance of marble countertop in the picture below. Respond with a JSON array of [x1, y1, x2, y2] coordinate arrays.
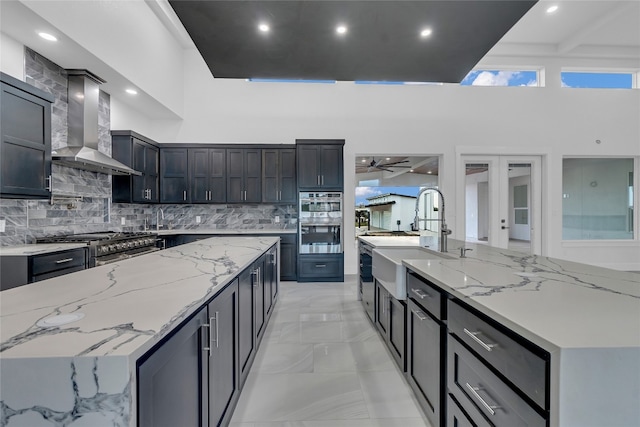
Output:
[[0, 236, 279, 360], [154, 228, 297, 236], [0, 243, 88, 256], [359, 235, 640, 350]]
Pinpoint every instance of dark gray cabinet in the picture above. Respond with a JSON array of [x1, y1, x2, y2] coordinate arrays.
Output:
[[190, 148, 226, 203], [264, 246, 278, 316], [298, 254, 344, 282], [227, 148, 261, 203], [262, 148, 296, 203], [207, 279, 239, 427], [0, 72, 54, 199], [0, 247, 88, 291], [296, 140, 344, 190], [238, 265, 255, 387], [279, 234, 297, 281], [359, 242, 375, 323], [138, 307, 208, 427], [160, 148, 188, 203], [375, 281, 406, 371], [406, 271, 446, 427], [253, 255, 266, 342], [112, 131, 159, 203]]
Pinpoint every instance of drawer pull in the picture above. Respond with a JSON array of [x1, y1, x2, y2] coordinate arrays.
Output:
[[315, 264, 326, 268], [411, 309, 427, 321], [465, 383, 500, 415], [411, 288, 429, 299], [464, 328, 498, 352], [55, 258, 74, 264]]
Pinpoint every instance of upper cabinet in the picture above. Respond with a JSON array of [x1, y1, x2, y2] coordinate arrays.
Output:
[[227, 148, 261, 203], [296, 139, 344, 191], [190, 148, 226, 203], [0, 72, 54, 199], [262, 148, 296, 203], [112, 131, 159, 203], [160, 148, 188, 203]]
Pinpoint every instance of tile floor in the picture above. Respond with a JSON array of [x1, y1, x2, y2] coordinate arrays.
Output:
[[229, 276, 432, 427]]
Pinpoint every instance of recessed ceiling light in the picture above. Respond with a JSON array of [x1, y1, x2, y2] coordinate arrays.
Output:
[[420, 28, 432, 38], [336, 25, 348, 35], [427, 171, 432, 174], [126, 89, 138, 95], [546, 5, 559, 14], [410, 169, 415, 173], [361, 159, 366, 163], [386, 157, 390, 160], [258, 23, 270, 33], [38, 32, 57, 42]]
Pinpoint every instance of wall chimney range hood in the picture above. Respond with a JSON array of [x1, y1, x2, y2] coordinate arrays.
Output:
[[51, 70, 141, 176]]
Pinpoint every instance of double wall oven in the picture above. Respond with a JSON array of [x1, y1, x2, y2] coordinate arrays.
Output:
[[299, 192, 343, 254]]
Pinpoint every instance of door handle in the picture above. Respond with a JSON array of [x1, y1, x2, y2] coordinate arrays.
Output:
[[463, 328, 498, 352], [45, 175, 52, 191], [465, 383, 500, 415], [202, 323, 212, 358], [411, 309, 427, 321], [55, 258, 74, 264], [183, 190, 187, 201], [211, 313, 219, 349], [501, 226, 510, 229]]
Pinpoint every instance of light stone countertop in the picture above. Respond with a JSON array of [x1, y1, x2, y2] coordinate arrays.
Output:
[[0, 243, 89, 256], [0, 236, 279, 427], [153, 228, 297, 235], [358, 235, 640, 427]]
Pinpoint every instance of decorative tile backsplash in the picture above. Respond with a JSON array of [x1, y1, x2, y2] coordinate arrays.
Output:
[[0, 48, 297, 246]]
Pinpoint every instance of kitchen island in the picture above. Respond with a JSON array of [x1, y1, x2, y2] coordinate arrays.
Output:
[[0, 235, 279, 427], [359, 235, 640, 427]]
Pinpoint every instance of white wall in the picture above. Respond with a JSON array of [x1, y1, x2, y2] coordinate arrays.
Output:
[[0, 33, 24, 79], [146, 48, 640, 272]]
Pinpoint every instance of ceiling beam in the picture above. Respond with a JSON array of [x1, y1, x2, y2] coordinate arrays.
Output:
[[557, 2, 634, 54], [384, 157, 433, 179]]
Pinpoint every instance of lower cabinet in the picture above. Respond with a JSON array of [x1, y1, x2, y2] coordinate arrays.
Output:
[[360, 278, 375, 323], [374, 281, 406, 371], [264, 246, 278, 315], [238, 265, 256, 388], [138, 245, 278, 427], [138, 307, 208, 427], [297, 253, 344, 282], [0, 247, 88, 291], [208, 279, 239, 426], [279, 234, 297, 281]]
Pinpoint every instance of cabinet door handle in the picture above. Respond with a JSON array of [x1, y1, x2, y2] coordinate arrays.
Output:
[[244, 190, 247, 201], [278, 190, 282, 201], [202, 323, 212, 358], [463, 328, 498, 352], [317, 175, 320, 186], [45, 175, 52, 191], [55, 258, 74, 264], [211, 313, 219, 349], [411, 288, 429, 299], [465, 383, 500, 415], [183, 190, 187, 201], [411, 308, 427, 321], [321, 175, 324, 185], [315, 264, 326, 268]]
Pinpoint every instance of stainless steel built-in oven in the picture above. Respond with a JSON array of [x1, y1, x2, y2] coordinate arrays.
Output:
[[299, 192, 343, 254]]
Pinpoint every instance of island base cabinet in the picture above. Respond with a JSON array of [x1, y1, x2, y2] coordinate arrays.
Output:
[[238, 267, 255, 388], [360, 279, 375, 323], [138, 308, 208, 427], [375, 281, 406, 371], [406, 298, 444, 427], [447, 336, 546, 427], [208, 279, 240, 427]]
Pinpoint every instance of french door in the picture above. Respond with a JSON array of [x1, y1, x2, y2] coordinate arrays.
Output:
[[462, 155, 542, 254]]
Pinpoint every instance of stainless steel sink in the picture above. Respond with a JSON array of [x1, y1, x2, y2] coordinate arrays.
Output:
[[372, 247, 450, 300]]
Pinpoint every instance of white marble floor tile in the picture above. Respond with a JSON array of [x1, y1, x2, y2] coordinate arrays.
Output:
[[231, 373, 370, 422], [357, 370, 424, 419], [252, 343, 314, 374], [231, 419, 431, 427], [231, 280, 429, 426]]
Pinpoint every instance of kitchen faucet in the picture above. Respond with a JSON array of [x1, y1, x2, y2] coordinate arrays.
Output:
[[413, 187, 452, 253], [156, 208, 164, 231]]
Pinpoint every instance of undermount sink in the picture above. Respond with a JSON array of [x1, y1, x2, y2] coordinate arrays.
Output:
[[372, 247, 450, 300]]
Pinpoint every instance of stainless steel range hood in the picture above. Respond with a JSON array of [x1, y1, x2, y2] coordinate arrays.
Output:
[[52, 70, 141, 176]]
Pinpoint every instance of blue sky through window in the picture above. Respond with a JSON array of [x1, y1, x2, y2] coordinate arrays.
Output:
[[561, 72, 633, 88], [460, 70, 538, 86]]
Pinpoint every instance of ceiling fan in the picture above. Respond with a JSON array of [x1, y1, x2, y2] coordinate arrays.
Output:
[[358, 157, 412, 172]]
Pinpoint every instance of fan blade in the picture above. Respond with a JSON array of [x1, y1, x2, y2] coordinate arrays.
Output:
[[382, 160, 410, 165]]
